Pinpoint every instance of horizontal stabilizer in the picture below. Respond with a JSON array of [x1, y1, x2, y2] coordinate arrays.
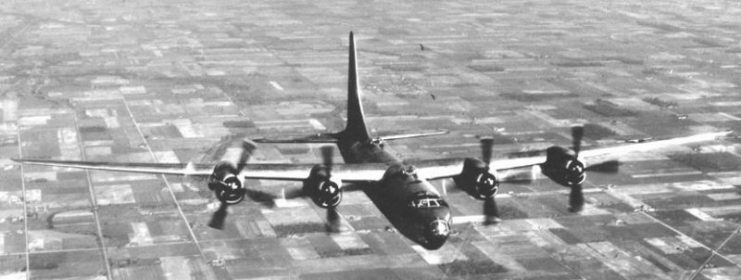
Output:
[[253, 133, 338, 144]]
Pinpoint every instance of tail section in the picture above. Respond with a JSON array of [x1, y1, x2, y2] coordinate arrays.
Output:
[[253, 32, 449, 146], [253, 32, 372, 145], [341, 32, 372, 142]]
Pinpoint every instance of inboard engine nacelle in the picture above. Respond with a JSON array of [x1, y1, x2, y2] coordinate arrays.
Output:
[[540, 146, 586, 187], [304, 165, 343, 208], [454, 158, 499, 199]]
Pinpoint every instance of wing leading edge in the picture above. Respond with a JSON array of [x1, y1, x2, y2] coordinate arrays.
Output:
[[10, 158, 388, 183]]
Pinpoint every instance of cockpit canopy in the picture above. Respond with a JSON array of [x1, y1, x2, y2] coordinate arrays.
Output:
[[407, 192, 446, 208], [383, 164, 420, 182], [368, 138, 385, 147], [401, 165, 417, 177]]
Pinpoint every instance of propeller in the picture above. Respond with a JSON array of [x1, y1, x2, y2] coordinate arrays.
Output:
[[183, 134, 246, 192], [243, 189, 278, 208], [326, 207, 341, 233], [567, 126, 621, 212], [321, 146, 342, 233], [498, 165, 538, 184], [567, 159, 618, 214], [569, 183, 584, 213], [585, 160, 620, 173], [483, 196, 501, 225], [481, 137, 493, 165], [237, 140, 256, 171], [571, 125, 620, 173], [479, 137, 501, 224], [207, 138, 256, 230], [569, 126, 585, 213], [321, 145, 334, 174], [572, 126, 584, 158], [208, 200, 229, 229]]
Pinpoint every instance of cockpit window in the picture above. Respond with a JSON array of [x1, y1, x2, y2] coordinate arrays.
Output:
[[401, 165, 418, 180], [369, 138, 384, 145], [402, 165, 417, 175], [408, 196, 442, 208]]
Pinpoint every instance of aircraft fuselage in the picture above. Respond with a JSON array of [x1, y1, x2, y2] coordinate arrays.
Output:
[[337, 138, 452, 250], [334, 31, 451, 250]]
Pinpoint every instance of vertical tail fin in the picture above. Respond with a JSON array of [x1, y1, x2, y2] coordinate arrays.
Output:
[[342, 32, 372, 142]]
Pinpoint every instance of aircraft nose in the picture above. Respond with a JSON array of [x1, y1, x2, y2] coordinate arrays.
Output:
[[423, 219, 450, 250]]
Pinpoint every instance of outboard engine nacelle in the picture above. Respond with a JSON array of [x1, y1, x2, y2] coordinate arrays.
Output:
[[304, 165, 343, 208], [540, 146, 586, 187], [208, 162, 246, 205], [454, 158, 499, 199]]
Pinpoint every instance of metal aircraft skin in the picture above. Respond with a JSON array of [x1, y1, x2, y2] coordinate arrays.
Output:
[[13, 32, 730, 250]]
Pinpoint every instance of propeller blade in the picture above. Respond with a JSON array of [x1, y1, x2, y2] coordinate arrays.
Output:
[[442, 179, 447, 196], [326, 207, 341, 233], [180, 161, 204, 192], [202, 135, 236, 162], [320, 146, 334, 173], [244, 189, 278, 208], [568, 184, 584, 213], [480, 137, 494, 165], [483, 196, 501, 225], [208, 202, 229, 230], [499, 168, 536, 184], [572, 126, 584, 158], [238, 139, 257, 165], [283, 188, 306, 200], [585, 160, 620, 173], [235, 139, 257, 175]]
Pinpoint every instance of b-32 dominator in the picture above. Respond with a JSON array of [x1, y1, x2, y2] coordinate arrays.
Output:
[[14, 32, 729, 250]]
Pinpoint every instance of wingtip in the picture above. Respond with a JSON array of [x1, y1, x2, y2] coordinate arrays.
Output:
[[242, 138, 259, 149], [702, 130, 734, 139], [719, 130, 735, 139]]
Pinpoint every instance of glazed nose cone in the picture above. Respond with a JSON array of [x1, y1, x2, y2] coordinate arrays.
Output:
[[423, 219, 450, 250]]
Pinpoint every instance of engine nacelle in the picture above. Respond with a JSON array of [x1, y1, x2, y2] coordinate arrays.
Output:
[[304, 165, 343, 208], [208, 162, 246, 205], [540, 146, 586, 187], [454, 158, 499, 200]]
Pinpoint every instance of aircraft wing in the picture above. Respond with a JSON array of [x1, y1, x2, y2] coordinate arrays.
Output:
[[11, 158, 388, 183], [12, 130, 729, 184], [577, 130, 729, 159], [411, 130, 731, 180], [377, 130, 449, 141], [11, 157, 457, 183]]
